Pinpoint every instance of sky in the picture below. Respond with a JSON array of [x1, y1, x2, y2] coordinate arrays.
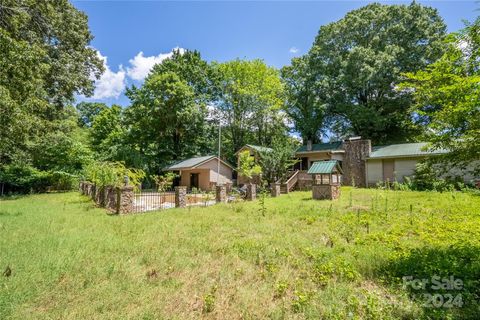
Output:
[[73, 0, 480, 106]]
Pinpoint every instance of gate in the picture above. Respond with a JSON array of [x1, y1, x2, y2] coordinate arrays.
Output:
[[133, 189, 175, 213]]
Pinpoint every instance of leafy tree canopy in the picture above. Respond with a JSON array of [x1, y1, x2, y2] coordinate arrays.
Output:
[[215, 59, 288, 162], [308, 2, 447, 144], [0, 0, 103, 166], [281, 56, 327, 144], [401, 17, 480, 174]]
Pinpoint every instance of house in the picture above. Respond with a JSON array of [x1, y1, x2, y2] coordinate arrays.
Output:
[[235, 144, 272, 185], [287, 137, 372, 189], [365, 142, 448, 186], [164, 155, 234, 191], [236, 137, 476, 191], [294, 141, 345, 171]]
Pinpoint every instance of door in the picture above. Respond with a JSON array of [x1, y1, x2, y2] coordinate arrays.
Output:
[[301, 157, 308, 170], [190, 173, 199, 189], [382, 159, 395, 182]]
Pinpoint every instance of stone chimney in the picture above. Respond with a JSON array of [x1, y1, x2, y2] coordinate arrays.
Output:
[[307, 140, 312, 151], [342, 138, 371, 187]]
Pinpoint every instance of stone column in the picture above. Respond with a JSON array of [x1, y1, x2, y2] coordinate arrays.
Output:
[[270, 183, 281, 197], [175, 186, 187, 208], [342, 139, 371, 187], [216, 185, 227, 203], [117, 186, 134, 214], [246, 183, 256, 201]]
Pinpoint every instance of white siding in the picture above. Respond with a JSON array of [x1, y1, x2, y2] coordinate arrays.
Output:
[[394, 158, 419, 182], [197, 159, 233, 185], [367, 159, 383, 186]]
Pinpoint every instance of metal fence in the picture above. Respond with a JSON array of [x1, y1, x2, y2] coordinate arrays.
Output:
[[186, 189, 216, 207], [133, 189, 175, 213]]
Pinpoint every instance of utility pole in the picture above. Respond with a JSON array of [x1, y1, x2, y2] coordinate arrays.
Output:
[[217, 115, 221, 185]]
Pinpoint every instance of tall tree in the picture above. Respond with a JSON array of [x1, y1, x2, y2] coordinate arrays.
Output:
[[125, 69, 210, 173], [281, 56, 327, 144], [401, 17, 480, 174], [308, 2, 447, 144], [0, 0, 103, 166], [90, 105, 124, 159], [76, 102, 108, 127], [216, 59, 288, 162]]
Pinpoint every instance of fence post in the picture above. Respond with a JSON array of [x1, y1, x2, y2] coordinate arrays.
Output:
[[270, 183, 281, 197], [175, 186, 187, 208], [118, 186, 134, 213], [216, 185, 226, 203], [246, 183, 256, 201]]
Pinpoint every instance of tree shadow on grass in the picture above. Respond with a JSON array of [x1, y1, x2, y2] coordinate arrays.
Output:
[[379, 245, 480, 319], [0, 194, 28, 201]]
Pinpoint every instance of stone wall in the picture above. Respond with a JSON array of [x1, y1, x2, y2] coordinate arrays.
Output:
[[297, 172, 313, 190], [246, 183, 256, 201], [342, 139, 371, 187], [270, 183, 281, 197], [79, 182, 134, 214], [312, 184, 341, 200], [216, 185, 227, 203]]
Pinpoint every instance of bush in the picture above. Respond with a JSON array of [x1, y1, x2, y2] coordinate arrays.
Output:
[[385, 162, 468, 192], [83, 161, 145, 190], [48, 171, 79, 191], [0, 164, 64, 194], [0, 165, 81, 195]]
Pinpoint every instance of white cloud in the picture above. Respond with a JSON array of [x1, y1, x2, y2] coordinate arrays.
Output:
[[126, 47, 186, 81], [85, 47, 186, 100], [289, 47, 299, 54], [92, 52, 126, 99]]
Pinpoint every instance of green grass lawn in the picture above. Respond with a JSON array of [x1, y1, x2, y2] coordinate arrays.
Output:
[[1, 188, 480, 319]]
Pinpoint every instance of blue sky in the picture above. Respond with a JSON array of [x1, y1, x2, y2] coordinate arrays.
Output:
[[74, 0, 479, 106]]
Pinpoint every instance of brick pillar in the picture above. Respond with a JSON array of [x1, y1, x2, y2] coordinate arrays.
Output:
[[175, 186, 187, 208], [246, 183, 256, 201], [270, 183, 281, 197], [216, 185, 227, 203]]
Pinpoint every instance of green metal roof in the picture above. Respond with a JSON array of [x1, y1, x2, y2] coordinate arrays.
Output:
[[307, 160, 343, 174], [369, 142, 448, 159], [165, 155, 216, 170], [166, 155, 234, 170], [296, 141, 343, 153]]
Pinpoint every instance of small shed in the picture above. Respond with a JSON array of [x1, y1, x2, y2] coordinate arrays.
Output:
[[307, 160, 343, 200], [165, 156, 234, 191]]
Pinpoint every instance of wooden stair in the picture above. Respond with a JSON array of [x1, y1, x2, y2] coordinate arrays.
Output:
[[279, 170, 299, 194]]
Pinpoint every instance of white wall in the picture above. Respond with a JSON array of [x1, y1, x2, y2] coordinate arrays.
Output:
[[198, 159, 233, 185], [394, 158, 420, 182], [367, 159, 383, 185], [367, 157, 478, 185]]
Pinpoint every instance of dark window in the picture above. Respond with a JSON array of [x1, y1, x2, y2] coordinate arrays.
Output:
[[301, 157, 308, 170], [190, 173, 199, 189]]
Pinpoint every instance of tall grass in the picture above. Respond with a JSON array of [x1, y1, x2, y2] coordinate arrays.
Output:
[[1, 188, 479, 319]]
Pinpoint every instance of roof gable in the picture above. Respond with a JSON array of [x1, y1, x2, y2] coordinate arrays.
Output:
[[165, 155, 234, 171]]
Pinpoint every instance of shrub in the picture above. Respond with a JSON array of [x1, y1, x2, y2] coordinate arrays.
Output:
[[83, 161, 145, 190], [0, 165, 81, 195], [48, 171, 79, 191], [382, 162, 468, 192], [0, 164, 50, 194]]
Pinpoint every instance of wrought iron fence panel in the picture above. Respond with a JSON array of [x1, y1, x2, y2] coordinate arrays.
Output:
[[133, 188, 175, 213], [186, 189, 216, 207]]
